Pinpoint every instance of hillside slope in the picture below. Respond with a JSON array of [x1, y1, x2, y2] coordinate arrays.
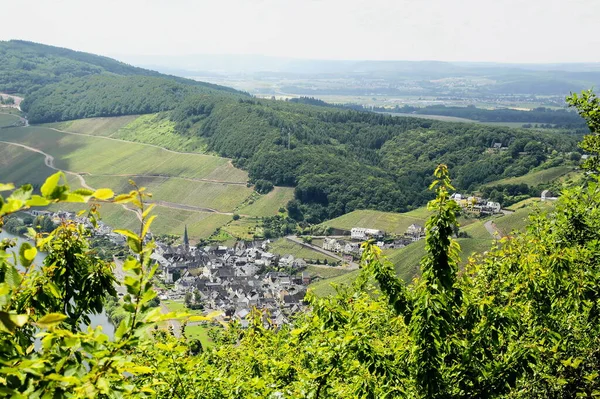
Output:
[[0, 40, 240, 95]]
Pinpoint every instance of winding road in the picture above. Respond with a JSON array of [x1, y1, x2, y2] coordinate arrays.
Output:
[[45, 127, 246, 186], [0, 139, 241, 216]]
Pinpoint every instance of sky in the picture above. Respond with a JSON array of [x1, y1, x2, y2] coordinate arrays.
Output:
[[1, 0, 598, 63]]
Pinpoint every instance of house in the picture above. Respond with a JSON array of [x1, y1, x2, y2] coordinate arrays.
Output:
[[279, 254, 295, 268], [343, 242, 360, 254], [485, 201, 502, 213], [406, 224, 424, 237], [323, 238, 343, 253], [350, 227, 385, 241]]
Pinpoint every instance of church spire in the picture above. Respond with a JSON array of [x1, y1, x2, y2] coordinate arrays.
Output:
[[183, 225, 189, 249]]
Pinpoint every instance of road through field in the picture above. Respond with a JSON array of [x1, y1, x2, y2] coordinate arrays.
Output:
[[45, 127, 245, 185], [285, 235, 359, 270], [0, 140, 238, 220]]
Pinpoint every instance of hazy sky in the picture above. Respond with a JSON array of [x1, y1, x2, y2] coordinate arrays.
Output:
[[1, 0, 598, 63]]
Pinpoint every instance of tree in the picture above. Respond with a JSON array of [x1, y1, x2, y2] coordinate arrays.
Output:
[[184, 292, 193, 307], [567, 89, 600, 172]]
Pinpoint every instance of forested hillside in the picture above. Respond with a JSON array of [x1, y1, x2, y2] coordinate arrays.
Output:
[[0, 40, 241, 96], [21, 75, 241, 123], [168, 96, 581, 221]]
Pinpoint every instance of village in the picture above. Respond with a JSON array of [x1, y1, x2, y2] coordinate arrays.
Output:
[[28, 193, 504, 328]]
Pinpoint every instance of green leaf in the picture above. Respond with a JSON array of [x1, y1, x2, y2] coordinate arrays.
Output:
[[122, 258, 140, 272], [113, 193, 135, 203], [64, 193, 87, 203], [19, 242, 36, 268], [142, 203, 155, 218], [24, 247, 37, 262], [114, 317, 130, 340], [140, 288, 157, 305], [0, 311, 17, 333], [9, 314, 28, 328], [25, 195, 51, 207], [127, 236, 142, 253], [93, 188, 114, 200], [8, 184, 33, 202], [0, 183, 15, 192], [37, 313, 67, 327], [4, 264, 21, 288], [114, 229, 139, 240], [40, 172, 62, 198], [142, 215, 156, 238], [0, 198, 25, 215], [128, 366, 153, 374]]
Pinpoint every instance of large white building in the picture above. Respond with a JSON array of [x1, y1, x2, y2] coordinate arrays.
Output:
[[350, 227, 385, 241]]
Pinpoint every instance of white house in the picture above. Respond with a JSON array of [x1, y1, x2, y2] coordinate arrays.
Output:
[[350, 227, 384, 240], [485, 201, 502, 213], [406, 224, 424, 237]]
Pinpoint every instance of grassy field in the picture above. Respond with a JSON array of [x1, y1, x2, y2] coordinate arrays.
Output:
[[493, 207, 535, 236], [322, 209, 427, 235], [0, 144, 53, 187], [380, 112, 477, 123], [48, 114, 207, 152], [310, 217, 502, 297], [268, 238, 337, 263], [84, 175, 253, 213], [485, 166, 573, 187], [46, 201, 232, 239], [304, 265, 352, 280], [309, 270, 359, 297], [238, 187, 295, 217], [161, 300, 212, 348], [185, 324, 213, 348], [0, 113, 21, 127], [0, 126, 248, 182], [48, 115, 139, 137], [0, 123, 254, 239]]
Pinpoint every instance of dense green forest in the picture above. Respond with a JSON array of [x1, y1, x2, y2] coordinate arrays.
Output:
[[168, 96, 581, 221], [0, 40, 241, 96], [21, 75, 242, 123]]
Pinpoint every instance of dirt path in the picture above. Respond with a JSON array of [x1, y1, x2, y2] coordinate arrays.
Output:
[[0, 140, 89, 186], [484, 220, 504, 238], [0, 140, 238, 217]]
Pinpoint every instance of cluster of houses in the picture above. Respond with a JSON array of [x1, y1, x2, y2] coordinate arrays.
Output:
[[321, 224, 426, 260], [450, 193, 502, 215], [29, 210, 312, 327], [29, 210, 126, 244], [152, 240, 310, 327]]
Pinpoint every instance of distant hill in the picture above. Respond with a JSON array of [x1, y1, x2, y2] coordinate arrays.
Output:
[[0, 40, 242, 95]]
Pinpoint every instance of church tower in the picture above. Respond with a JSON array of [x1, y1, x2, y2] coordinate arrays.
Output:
[[183, 225, 189, 250]]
